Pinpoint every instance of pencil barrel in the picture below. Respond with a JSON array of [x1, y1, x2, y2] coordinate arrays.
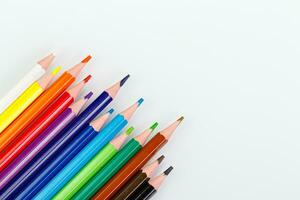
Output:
[[53, 144, 118, 200], [73, 139, 141, 200], [0, 82, 43, 133], [112, 172, 149, 200], [0, 65, 45, 113], [92, 134, 166, 200]]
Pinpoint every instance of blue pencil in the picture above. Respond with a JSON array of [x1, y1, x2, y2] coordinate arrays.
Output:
[[0, 76, 130, 200], [16, 110, 115, 200], [33, 99, 144, 200]]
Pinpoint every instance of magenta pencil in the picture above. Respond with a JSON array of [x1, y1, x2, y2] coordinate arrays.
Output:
[[0, 92, 93, 189]]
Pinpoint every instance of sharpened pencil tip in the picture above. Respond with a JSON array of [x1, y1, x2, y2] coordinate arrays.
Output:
[[150, 122, 159, 131], [108, 108, 115, 114], [51, 66, 62, 75], [120, 74, 130, 87], [164, 166, 174, 176], [177, 116, 184, 122], [81, 55, 92, 63], [157, 155, 165, 164], [84, 92, 93, 99], [126, 127, 134, 135], [83, 75, 92, 83], [137, 98, 144, 106]]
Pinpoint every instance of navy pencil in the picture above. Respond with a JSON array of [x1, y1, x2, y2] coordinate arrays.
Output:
[[16, 110, 115, 200]]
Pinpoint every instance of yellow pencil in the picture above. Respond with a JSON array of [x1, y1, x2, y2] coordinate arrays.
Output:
[[0, 66, 61, 133]]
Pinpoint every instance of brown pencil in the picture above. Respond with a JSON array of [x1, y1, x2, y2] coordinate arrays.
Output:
[[92, 116, 184, 200], [112, 155, 165, 200]]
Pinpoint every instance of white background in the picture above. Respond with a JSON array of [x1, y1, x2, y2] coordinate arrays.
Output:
[[0, 0, 299, 199]]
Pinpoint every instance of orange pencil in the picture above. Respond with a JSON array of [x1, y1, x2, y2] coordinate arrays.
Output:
[[0, 55, 92, 152]]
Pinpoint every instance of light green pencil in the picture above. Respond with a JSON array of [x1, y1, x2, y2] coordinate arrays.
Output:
[[53, 127, 135, 200]]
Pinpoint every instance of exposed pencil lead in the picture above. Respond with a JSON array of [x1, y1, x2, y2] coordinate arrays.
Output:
[[108, 108, 115, 114], [120, 74, 130, 87], [84, 75, 92, 83], [81, 55, 92, 63], [137, 98, 144, 106], [178, 116, 184, 122], [84, 92, 93, 100], [126, 127, 135, 136], [164, 166, 174, 176], [157, 155, 165, 164], [51, 66, 62, 75], [150, 122, 159, 131]]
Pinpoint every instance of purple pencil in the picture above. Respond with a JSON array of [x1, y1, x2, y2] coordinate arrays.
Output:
[[0, 92, 93, 189]]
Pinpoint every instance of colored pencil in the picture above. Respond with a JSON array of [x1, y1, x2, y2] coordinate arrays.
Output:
[[13, 110, 113, 200], [0, 76, 129, 200], [0, 66, 61, 132], [0, 92, 92, 189], [0, 55, 91, 152], [91, 117, 184, 200], [33, 99, 144, 200], [73, 122, 158, 200], [0, 54, 54, 113], [127, 167, 174, 200], [112, 155, 165, 200], [53, 127, 135, 200], [0, 75, 91, 172]]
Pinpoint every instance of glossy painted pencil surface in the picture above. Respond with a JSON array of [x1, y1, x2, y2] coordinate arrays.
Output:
[[53, 127, 134, 200], [0, 93, 92, 190], [127, 167, 173, 200], [0, 56, 91, 153], [0, 76, 91, 172], [0, 77, 129, 200], [34, 99, 143, 200], [0, 54, 54, 113], [74, 123, 157, 200], [14, 111, 113, 200], [0, 67, 61, 133], [112, 155, 165, 200], [92, 117, 183, 200]]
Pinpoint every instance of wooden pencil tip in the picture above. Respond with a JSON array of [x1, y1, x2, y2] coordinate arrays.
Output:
[[120, 74, 130, 87], [83, 75, 92, 83], [164, 166, 174, 176], [157, 155, 165, 164], [81, 55, 92, 63], [38, 53, 55, 69]]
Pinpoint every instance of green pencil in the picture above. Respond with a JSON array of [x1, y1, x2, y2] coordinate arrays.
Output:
[[53, 127, 135, 200], [73, 122, 158, 200]]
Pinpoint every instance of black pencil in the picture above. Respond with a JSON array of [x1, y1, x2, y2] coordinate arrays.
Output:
[[127, 166, 173, 200]]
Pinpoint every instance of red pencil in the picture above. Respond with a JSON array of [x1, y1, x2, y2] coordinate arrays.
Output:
[[0, 76, 91, 172]]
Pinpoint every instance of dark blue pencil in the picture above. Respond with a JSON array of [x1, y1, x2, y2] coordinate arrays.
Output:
[[17, 109, 116, 200]]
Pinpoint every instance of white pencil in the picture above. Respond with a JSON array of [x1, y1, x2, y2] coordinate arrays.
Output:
[[0, 54, 55, 113]]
